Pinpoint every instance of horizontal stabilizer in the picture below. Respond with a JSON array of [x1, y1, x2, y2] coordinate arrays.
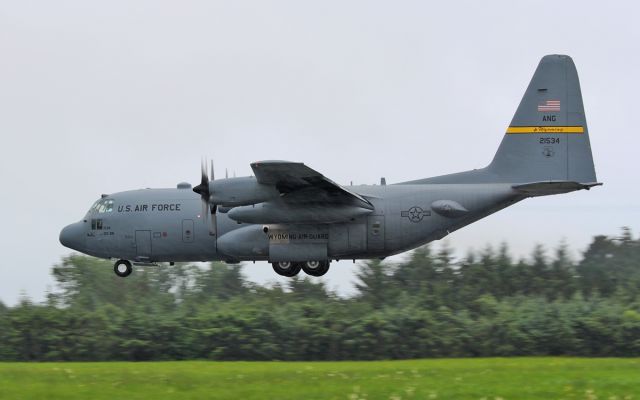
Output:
[[513, 181, 602, 196]]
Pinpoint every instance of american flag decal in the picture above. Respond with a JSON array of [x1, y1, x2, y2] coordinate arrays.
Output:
[[538, 100, 560, 112]]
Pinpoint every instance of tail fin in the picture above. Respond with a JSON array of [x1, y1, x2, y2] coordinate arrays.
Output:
[[487, 54, 598, 184]]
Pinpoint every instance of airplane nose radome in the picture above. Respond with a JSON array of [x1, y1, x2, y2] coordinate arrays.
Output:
[[59, 222, 85, 252]]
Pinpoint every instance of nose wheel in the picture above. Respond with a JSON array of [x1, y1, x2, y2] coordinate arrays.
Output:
[[114, 260, 132, 277]]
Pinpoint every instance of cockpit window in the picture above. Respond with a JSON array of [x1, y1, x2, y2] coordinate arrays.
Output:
[[89, 200, 100, 214], [104, 199, 113, 213], [88, 199, 114, 214]]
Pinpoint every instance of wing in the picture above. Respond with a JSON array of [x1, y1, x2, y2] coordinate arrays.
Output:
[[250, 160, 374, 209]]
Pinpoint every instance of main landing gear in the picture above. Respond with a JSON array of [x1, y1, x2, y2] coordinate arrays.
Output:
[[113, 259, 330, 278], [114, 259, 132, 277], [271, 261, 330, 277]]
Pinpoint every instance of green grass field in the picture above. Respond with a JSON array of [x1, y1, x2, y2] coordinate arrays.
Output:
[[1, 358, 638, 400]]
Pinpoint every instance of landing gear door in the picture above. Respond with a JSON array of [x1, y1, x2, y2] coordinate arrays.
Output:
[[367, 215, 385, 252], [135, 230, 152, 259]]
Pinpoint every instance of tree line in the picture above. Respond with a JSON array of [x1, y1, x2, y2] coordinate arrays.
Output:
[[1, 228, 639, 361]]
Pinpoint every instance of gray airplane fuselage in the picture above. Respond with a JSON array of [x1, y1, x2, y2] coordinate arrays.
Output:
[[62, 183, 522, 264]]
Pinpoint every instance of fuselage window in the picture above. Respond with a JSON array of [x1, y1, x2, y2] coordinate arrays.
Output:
[[91, 219, 103, 230]]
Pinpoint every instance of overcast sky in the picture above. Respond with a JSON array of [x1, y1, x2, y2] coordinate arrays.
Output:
[[1, 0, 638, 305]]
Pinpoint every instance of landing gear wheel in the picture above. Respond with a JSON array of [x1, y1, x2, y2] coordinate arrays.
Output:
[[114, 260, 132, 277], [302, 260, 330, 277], [272, 261, 301, 277]]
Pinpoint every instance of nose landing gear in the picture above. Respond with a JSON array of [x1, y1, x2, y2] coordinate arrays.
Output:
[[114, 259, 133, 277]]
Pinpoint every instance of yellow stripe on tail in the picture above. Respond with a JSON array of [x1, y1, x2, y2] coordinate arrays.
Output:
[[506, 126, 584, 134]]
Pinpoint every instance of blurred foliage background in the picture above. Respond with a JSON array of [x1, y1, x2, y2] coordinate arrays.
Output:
[[1, 228, 639, 361]]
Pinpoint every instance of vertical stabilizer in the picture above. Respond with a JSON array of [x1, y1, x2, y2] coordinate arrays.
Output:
[[487, 54, 597, 183]]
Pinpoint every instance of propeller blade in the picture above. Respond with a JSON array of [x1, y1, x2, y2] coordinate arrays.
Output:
[[210, 205, 217, 236], [193, 158, 209, 196], [202, 199, 208, 223], [202, 158, 208, 183], [194, 158, 213, 224]]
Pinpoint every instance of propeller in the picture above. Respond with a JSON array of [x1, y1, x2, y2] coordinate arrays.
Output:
[[193, 158, 217, 234], [193, 159, 210, 210]]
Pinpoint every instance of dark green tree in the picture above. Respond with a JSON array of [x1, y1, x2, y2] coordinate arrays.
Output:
[[354, 259, 394, 309]]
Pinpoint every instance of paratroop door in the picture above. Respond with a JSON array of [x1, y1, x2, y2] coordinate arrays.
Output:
[[135, 230, 152, 258]]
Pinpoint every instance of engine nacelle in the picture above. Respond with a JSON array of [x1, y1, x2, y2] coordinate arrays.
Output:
[[227, 203, 373, 224], [209, 176, 279, 207], [216, 225, 269, 259]]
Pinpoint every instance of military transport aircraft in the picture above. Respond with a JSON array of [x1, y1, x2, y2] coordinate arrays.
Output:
[[60, 55, 600, 278]]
